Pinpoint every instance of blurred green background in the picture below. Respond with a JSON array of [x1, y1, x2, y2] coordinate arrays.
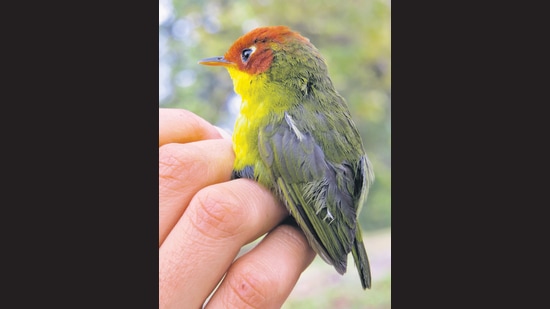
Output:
[[159, 0, 390, 307]]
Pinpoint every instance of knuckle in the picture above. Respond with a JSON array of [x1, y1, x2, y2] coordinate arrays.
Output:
[[189, 186, 248, 239], [158, 144, 200, 193], [159, 145, 184, 178], [225, 263, 275, 309]]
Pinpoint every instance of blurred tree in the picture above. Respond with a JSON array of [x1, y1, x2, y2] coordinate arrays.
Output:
[[159, 0, 391, 231]]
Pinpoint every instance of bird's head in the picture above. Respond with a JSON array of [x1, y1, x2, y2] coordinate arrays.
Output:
[[199, 26, 329, 101], [199, 26, 313, 76]]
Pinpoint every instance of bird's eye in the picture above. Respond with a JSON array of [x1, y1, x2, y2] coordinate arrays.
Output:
[[241, 48, 253, 63]]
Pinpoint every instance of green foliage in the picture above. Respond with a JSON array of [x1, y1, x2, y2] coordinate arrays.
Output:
[[284, 275, 391, 308], [160, 0, 391, 231], [282, 259, 391, 308]]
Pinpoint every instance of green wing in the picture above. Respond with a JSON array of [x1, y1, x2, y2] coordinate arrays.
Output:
[[257, 110, 370, 275]]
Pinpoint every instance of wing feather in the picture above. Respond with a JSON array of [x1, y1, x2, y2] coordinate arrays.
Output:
[[258, 111, 364, 273]]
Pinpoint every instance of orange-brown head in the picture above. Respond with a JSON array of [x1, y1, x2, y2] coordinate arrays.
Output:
[[199, 26, 312, 75]]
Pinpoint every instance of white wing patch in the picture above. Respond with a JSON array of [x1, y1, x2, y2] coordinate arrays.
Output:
[[323, 209, 335, 224], [284, 112, 305, 141]]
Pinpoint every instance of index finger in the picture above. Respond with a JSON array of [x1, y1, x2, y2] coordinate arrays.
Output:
[[159, 108, 223, 146]]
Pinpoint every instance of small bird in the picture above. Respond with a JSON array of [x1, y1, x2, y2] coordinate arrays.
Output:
[[199, 25, 374, 289]]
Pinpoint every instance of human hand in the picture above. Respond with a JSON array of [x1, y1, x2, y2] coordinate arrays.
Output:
[[159, 108, 316, 308]]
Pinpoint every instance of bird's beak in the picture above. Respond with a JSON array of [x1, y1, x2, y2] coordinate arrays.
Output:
[[198, 56, 234, 67]]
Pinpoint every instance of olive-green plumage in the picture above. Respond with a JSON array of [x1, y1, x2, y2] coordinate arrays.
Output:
[[199, 25, 374, 289]]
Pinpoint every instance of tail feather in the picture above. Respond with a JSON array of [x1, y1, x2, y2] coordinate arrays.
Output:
[[351, 226, 371, 289]]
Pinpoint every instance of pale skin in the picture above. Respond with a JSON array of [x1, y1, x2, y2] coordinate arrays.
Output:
[[159, 108, 316, 308]]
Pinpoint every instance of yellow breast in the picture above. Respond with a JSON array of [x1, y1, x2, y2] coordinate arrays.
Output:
[[227, 67, 285, 171]]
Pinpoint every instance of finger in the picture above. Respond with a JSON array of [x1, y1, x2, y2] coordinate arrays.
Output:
[[159, 108, 222, 147], [205, 224, 316, 309], [159, 138, 234, 245], [159, 179, 288, 309], [214, 125, 232, 140]]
